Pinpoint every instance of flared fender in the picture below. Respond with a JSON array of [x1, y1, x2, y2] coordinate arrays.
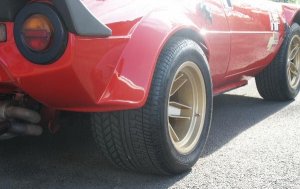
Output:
[[282, 4, 300, 26], [98, 10, 205, 110]]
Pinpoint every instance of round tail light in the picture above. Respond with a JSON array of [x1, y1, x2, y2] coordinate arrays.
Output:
[[22, 14, 54, 52], [14, 3, 67, 65]]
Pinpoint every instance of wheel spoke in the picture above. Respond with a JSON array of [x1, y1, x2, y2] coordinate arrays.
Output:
[[169, 124, 180, 142], [288, 67, 292, 81], [291, 70, 298, 77], [168, 104, 181, 117], [169, 101, 192, 110], [168, 103, 191, 120], [169, 115, 191, 120], [174, 73, 184, 83], [290, 68, 299, 77], [168, 101, 192, 120], [289, 44, 300, 61], [170, 76, 188, 97], [289, 62, 299, 77], [290, 61, 297, 70]]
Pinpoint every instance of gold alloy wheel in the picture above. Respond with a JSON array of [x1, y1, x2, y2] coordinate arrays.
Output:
[[287, 35, 300, 89], [168, 61, 206, 154]]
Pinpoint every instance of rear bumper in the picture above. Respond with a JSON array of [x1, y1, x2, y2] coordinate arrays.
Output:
[[0, 22, 130, 112]]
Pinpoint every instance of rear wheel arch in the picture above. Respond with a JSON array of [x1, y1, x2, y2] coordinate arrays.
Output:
[[171, 28, 209, 60], [100, 24, 209, 110], [282, 6, 300, 26], [98, 2, 210, 110], [291, 11, 300, 26]]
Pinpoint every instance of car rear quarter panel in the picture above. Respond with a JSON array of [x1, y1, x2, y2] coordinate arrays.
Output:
[[97, 2, 208, 111], [0, 1, 208, 112], [281, 4, 300, 26]]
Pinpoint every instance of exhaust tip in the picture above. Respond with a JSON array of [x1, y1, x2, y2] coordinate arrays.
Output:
[[8, 121, 43, 136]]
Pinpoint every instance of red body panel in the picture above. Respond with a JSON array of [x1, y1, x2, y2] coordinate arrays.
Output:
[[0, 0, 298, 112]]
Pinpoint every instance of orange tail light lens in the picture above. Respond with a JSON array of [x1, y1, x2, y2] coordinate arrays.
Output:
[[22, 14, 53, 51]]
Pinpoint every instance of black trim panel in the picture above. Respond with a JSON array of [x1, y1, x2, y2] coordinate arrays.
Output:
[[0, 0, 28, 21], [53, 0, 112, 37], [1, 0, 112, 37]]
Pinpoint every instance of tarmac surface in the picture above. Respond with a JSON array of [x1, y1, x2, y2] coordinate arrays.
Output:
[[0, 80, 299, 189]]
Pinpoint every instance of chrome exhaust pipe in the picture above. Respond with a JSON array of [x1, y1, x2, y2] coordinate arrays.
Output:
[[0, 103, 41, 123], [0, 121, 42, 136], [0, 102, 43, 140]]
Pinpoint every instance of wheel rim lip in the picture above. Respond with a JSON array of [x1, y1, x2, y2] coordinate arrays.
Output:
[[167, 61, 206, 155], [287, 35, 300, 90]]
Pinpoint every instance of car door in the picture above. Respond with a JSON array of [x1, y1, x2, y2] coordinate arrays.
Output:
[[224, 0, 277, 76], [199, 0, 231, 88]]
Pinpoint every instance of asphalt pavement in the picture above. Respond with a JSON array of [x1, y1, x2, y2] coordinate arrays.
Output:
[[0, 79, 299, 189]]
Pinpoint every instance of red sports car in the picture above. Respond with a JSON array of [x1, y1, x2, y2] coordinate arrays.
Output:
[[0, 0, 300, 174]]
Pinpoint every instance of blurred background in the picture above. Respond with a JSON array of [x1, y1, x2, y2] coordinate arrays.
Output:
[[272, 0, 300, 4]]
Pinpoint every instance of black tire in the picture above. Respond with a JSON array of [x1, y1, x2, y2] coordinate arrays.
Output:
[[255, 23, 300, 101], [91, 37, 213, 175]]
